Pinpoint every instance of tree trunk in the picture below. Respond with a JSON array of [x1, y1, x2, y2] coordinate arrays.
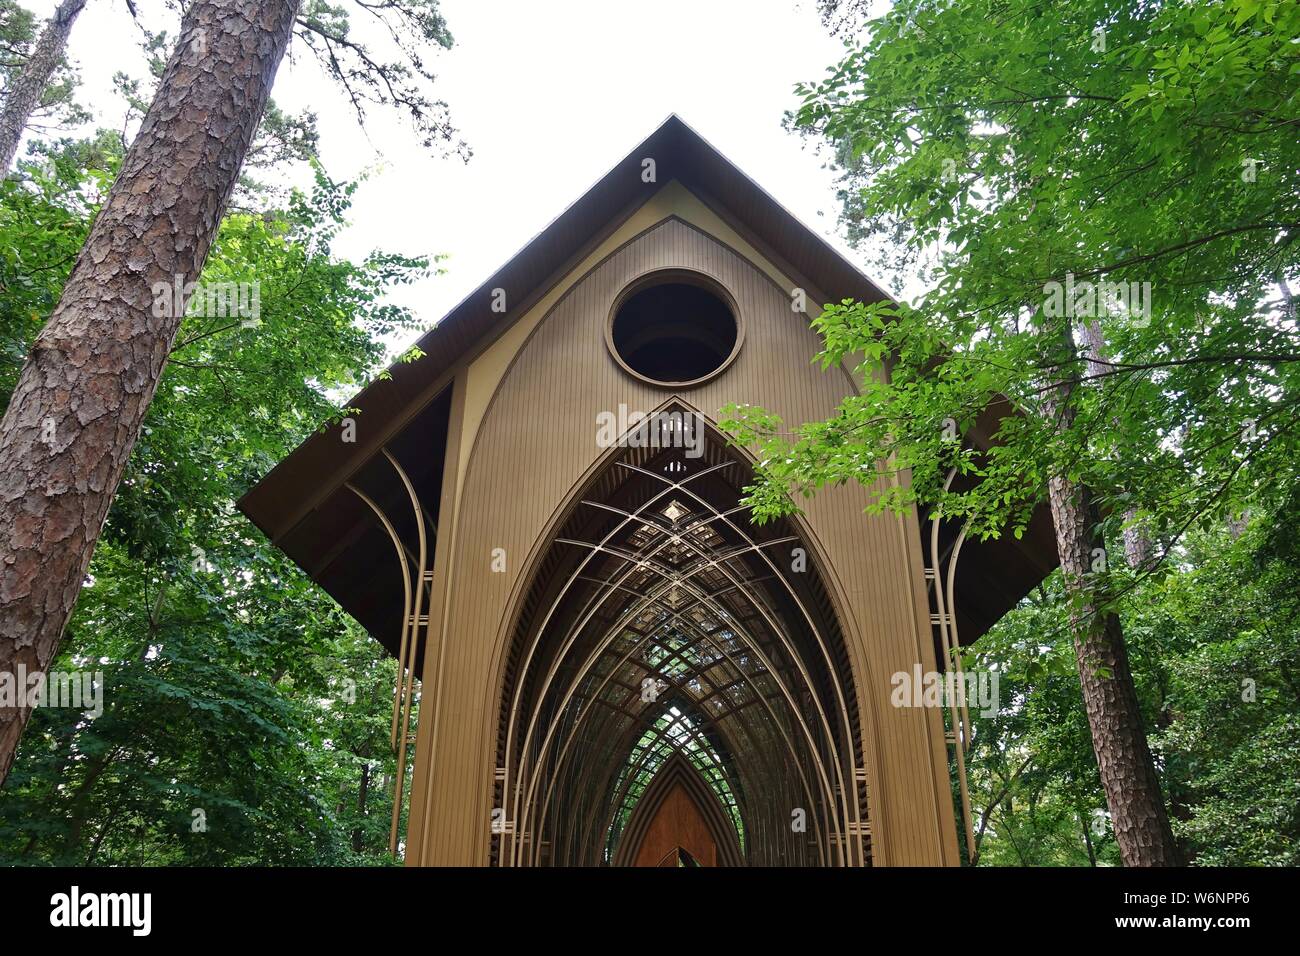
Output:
[[1078, 319, 1153, 570], [970, 753, 1032, 867], [0, 0, 301, 786], [63, 745, 119, 857], [0, 0, 89, 173], [1079, 809, 1098, 866], [1043, 372, 1181, 866], [84, 808, 121, 865], [352, 762, 371, 852]]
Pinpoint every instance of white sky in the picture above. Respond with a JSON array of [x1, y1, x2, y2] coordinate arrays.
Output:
[[24, 0, 908, 354]]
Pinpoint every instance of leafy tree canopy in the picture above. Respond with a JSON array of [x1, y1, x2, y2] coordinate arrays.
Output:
[[726, 0, 1298, 557], [0, 135, 425, 865]]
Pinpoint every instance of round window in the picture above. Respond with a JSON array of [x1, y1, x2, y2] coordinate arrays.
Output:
[[608, 276, 740, 387]]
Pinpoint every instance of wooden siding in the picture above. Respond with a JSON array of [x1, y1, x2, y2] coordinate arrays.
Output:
[[406, 210, 960, 866]]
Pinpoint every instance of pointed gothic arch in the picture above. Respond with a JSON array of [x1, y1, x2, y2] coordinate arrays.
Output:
[[492, 401, 870, 866], [611, 750, 744, 867], [241, 116, 1060, 866]]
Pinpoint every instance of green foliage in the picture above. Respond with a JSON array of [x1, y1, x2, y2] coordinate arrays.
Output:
[[0, 0, 91, 148], [0, 145, 101, 403], [1146, 503, 1300, 865], [295, 0, 466, 157], [725, 0, 1299, 548], [722, 0, 1300, 866], [966, 499, 1300, 866], [0, 147, 426, 866], [117, 1, 462, 158]]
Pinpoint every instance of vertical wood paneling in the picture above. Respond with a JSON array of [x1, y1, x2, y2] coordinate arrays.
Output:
[[414, 216, 958, 865]]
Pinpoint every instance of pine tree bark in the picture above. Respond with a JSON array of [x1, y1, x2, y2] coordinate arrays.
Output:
[[0, 0, 89, 173], [1043, 358, 1181, 866], [0, 0, 301, 786]]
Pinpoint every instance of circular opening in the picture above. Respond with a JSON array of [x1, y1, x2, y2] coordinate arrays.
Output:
[[610, 278, 739, 386]]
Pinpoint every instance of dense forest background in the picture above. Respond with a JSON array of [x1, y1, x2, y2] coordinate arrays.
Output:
[[0, 150, 420, 864], [0, 0, 1296, 866], [0, 0, 423, 864]]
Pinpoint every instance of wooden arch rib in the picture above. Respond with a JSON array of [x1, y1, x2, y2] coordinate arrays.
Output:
[[610, 753, 744, 868], [519, 534, 839, 865], [533, 578, 827, 866], [505, 452, 854, 863], [344, 447, 430, 857], [494, 400, 868, 867]]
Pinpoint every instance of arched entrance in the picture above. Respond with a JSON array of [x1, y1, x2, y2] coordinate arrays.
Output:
[[613, 751, 742, 867], [493, 406, 870, 866]]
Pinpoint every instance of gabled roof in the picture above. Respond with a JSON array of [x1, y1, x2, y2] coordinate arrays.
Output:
[[239, 115, 895, 542], [238, 115, 1057, 652]]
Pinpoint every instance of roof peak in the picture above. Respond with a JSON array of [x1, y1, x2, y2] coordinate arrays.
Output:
[[240, 115, 891, 542]]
